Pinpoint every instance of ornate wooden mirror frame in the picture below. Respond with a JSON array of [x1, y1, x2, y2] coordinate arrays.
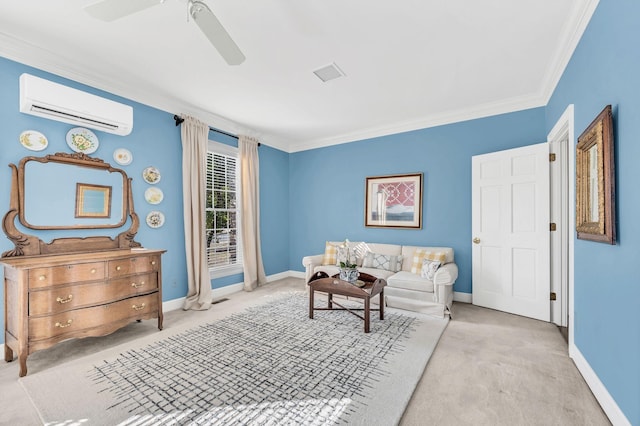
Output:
[[2, 152, 140, 257], [576, 105, 616, 244]]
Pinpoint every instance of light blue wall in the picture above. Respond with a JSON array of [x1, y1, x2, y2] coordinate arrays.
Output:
[[546, 0, 640, 423], [0, 56, 187, 319], [0, 56, 291, 344], [289, 108, 547, 294]]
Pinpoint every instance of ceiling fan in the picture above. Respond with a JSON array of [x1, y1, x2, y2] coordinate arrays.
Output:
[[84, 0, 245, 65]]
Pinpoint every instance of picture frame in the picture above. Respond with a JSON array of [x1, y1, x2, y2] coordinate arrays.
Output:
[[575, 105, 616, 244], [75, 183, 112, 219], [365, 173, 423, 229]]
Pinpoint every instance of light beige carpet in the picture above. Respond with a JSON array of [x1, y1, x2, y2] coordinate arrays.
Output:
[[19, 291, 448, 425], [0, 278, 611, 425]]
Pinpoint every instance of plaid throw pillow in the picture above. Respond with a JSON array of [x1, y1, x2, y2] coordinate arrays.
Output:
[[411, 249, 447, 275], [322, 242, 338, 265]]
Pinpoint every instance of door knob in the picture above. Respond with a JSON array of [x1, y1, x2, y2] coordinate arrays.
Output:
[[473, 237, 481, 244]]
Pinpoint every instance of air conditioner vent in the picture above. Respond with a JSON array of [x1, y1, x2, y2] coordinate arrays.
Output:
[[19, 73, 133, 136], [313, 62, 345, 82]]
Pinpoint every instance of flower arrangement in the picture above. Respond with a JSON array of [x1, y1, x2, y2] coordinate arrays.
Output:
[[339, 239, 357, 269]]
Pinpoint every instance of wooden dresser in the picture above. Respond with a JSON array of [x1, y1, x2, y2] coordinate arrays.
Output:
[[2, 248, 165, 376]]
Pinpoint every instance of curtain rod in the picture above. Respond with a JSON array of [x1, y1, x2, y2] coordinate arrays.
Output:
[[173, 115, 260, 146]]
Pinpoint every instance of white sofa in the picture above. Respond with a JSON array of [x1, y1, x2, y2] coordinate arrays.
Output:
[[302, 242, 458, 318]]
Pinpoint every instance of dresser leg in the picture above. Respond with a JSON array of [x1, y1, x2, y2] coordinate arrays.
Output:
[[158, 314, 164, 331], [18, 355, 27, 377], [4, 344, 13, 362]]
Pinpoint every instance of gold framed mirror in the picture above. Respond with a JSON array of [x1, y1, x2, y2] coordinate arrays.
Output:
[[576, 105, 616, 244], [18, 153, 126, 229], [2, 152, 140, 257]]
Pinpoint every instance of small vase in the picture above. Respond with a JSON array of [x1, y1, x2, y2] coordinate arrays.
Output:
[[339, 267, 359, 283]]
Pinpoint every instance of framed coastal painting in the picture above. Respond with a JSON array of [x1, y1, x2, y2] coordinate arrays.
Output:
[[365, 173, 423, 229]]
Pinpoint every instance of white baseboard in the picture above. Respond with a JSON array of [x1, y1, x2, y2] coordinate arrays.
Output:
[[570, 343, 630, 426], [163, 270, 301, 313], [213, 282, 244, 299], [453, 291, 472, 303], [288, 270, 306, 279], [162, 297, 186, 312]]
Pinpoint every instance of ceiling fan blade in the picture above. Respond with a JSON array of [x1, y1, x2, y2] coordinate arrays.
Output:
[[189, 1, 245, 66], [85, 0, 161, 22]]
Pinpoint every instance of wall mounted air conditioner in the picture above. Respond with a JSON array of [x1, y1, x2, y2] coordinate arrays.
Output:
[[19, 73, 133, 136]]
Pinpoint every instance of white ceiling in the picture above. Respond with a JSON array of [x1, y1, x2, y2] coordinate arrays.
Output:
[[0, 0, 598, 152]]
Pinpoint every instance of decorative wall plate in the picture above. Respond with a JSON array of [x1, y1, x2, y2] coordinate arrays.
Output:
[[113, 148, 133, 165], [146, 210, 165, 228], [66, 127, 99, 154], [19, 130, 48, 151], [144, 187, 164, 204], [142, 166, 161, 184]]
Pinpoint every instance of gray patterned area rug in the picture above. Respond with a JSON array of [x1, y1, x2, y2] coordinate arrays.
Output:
[[20, 292, 448, 425]]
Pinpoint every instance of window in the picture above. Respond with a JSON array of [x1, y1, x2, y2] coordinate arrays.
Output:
[[206, 141, 242, 277]]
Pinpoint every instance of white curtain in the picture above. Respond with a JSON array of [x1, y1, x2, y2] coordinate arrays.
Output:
[[239, 135, 267, 291], [181, 115, 212, 310]]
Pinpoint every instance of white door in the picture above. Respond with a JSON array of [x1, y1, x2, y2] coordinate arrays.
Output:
[[472, 143, 550, 321]]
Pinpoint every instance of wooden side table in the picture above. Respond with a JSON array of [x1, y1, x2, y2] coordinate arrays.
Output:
[[308, 271, 386, 333]]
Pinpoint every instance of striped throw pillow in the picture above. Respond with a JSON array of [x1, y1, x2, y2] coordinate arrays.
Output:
[[411, 249, 447, 275]]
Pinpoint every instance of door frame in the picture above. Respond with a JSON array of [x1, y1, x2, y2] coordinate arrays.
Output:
[[547, 104, 575, 348]]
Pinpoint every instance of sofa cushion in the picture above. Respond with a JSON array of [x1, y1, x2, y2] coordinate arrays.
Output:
[[358, 267, 396, 280], [420, 259, 441, 280], [362, 252, 403, 272], [387, 271, 434, 292], [410, 248, 448, 274], [385, 286, 436, 303]]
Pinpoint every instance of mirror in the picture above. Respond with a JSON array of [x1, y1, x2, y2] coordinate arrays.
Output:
[[576, 105, 616, 244], [21, 159, 125, 228], [2, 152, 140, 257]]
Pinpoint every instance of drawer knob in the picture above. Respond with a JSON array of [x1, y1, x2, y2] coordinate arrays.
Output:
[[91, 268, 97, 274], [151, 261, 156, 266], [132, 303, 146, 311], [131, 281, 145, 289], [55, 319, 73, 328], [38, 275, 46, 281], [116, 266, 122, 271], [56, 295, 73, 304]]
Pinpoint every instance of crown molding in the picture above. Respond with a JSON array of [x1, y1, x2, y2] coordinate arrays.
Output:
[[289, 93, 546, 153], [539, 0, 600, 104], [0, 32, 292, 152]]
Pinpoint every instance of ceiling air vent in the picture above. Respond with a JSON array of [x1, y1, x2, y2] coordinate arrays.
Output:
[[313, 63, 345, 82]]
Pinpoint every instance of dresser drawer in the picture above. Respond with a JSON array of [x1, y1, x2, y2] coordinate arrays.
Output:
[[108, 255, 160, 278], [29, 294, 159, 341], [28, 262, 105, 289], [109, 272, 158, 294], [29, 275, 159, 316]]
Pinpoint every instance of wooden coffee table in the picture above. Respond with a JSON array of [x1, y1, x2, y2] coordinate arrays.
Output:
[[307, 271, 386, 333]]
